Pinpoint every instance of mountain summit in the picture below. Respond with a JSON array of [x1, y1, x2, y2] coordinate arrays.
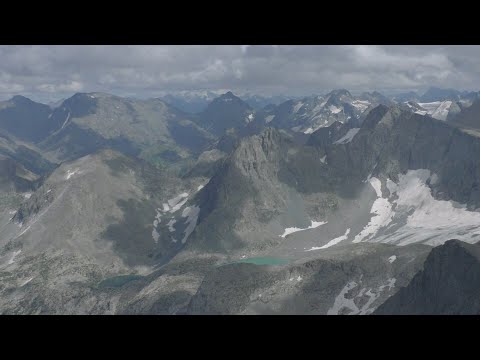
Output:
[[196, 92, 254, 137]]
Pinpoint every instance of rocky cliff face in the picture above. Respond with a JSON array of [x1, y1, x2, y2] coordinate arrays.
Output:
[[190, 128, 291, 252], [375, 239, 480, 315], [185, 104, 480, 254], [326, 105, 480, 207]]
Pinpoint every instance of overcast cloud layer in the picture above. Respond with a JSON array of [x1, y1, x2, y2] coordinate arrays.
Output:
[[0, 45, 478, 103]]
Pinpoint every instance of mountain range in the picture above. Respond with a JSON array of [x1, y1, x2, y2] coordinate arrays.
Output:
[[1, 87, 480, 314]]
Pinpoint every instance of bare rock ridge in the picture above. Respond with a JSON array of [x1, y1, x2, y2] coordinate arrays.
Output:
[[188, 104, 480, 255], [375, 239, 480, 315], [190, 127, 289, 252]]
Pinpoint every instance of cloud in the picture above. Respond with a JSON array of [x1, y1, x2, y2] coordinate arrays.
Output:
[[0, 45, 478, 102], [36, 81, 84, 93]]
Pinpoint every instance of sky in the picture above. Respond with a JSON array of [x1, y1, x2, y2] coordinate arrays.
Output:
[[0, 45, 479, 103]]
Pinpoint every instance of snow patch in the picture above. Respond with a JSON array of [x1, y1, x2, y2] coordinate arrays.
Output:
[[431, 101, 452, 121], [167, 219, 177, 232], [23, 193, 32, 199], [418, 101, 452, 121], [351, 170, 480, 247], [180, 206, 200, 244], [265, 115, 275, 123], [65, 169, 78, 180], [376, 169, 480, 246], [379, 278, 396, 291], [307, 228, 350, 251], [151, 208, 163, 243], [320, 155, 327, 164], [386, 178, 397, 195], [334, 128, 360, 144], [280, 220, 327, 238], [152, 228, 160, 243], [152, 192, 194, 243], [170, 197, 189, 213], [353, 177, 395, 243], [327, 281, 358, 315], [328, 278, 396, 315], [351, 100, 371, 112], [16, 225, 31, 238], [388, 255, 397, 263], [21, 277, 34, 287], [7, 250, 21, 265], [60, 111, 71, 129], [329, 105, 342, 114], [369, 177, 382, 197], [293, 101, 304, 113], [414, 110, 428, 115], [167, 193, 189, 208]]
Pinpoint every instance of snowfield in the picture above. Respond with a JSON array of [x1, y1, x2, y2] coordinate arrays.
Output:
[[300, 169, 480, 253], [415, 101, 452, 121], [280, 220, 327, 238], [357, 170, 480, 246]]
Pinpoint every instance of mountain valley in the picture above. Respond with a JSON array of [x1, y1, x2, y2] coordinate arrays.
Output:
[[1, 87, 480, 314]]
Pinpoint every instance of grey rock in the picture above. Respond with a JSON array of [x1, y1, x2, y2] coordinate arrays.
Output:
[[375, 239, 480, 315]]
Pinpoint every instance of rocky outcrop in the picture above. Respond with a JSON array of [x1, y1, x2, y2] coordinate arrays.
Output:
[[326, 105, 480, 207], [375, 239, 480, 315], [190, 128, 290, 252]]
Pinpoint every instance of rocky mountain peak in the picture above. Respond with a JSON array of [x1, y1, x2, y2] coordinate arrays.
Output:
[[360, 104, 390, 129], [10, 95, 35, 105], [375, 239, 480, 314], [196, 92, 254, 137], [213, 91, 246, 104], [232, 127, 283, 172], [329, 89, 352, 97]]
